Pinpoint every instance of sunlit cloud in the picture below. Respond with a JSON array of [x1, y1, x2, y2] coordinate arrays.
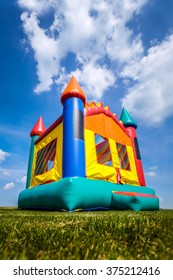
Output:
[[18, 0, 147, 98], [145, 166, 158, 177], [17, 176, 27, 184], [3, 182, 15, 191], [18, 0, 173, 126], [121, 35, 173, 126], [0, 149, 9, 162]]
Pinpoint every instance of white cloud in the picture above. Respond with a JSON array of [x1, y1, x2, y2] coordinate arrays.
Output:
[[149, 165, 158, 171], [121, 34, 173, 126], [146, 171, 157, 177], [145, 165, 158, 177], [57, 61, 116, 100], [73, 63, 116, 100], [0, 168, 10, 176], [18, 0, 147, 99], [0, 168, 27, 183], [19, 0, 173, 126], [18, 0, 52, 14], [2, 176, 26, 192], [21, 11, 60, 93], [0, 149, 9, 162], [3, 182, 15, 191], [0, 167, 11, 185], [17, 176, 27, 184]]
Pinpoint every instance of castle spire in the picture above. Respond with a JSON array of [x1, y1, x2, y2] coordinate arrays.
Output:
[[120, 108, 137, 129], [120, 108, 146, 186], [30, 116, 46, 137], [61, 76, 86, 178], [61, 76, 86, 105]]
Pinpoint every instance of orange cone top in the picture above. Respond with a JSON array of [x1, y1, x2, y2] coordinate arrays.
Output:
[[61, 76, 86, 104], [30, 116, 46, 137]]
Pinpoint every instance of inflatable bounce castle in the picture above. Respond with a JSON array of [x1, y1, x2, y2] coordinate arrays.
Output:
[[18, 76, 159, 211]]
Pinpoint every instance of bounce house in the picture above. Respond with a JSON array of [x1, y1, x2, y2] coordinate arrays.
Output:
[[18, 76, 159, 211]]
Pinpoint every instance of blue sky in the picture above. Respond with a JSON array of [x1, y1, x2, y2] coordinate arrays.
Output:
[[0, 0, 173, 209]]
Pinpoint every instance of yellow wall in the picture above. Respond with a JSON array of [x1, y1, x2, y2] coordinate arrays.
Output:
[[85, 113, 140, 186], [30, 123, 63, 188]]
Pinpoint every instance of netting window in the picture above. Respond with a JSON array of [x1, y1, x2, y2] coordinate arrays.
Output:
[[95, 134, 112, 166], [134, 137, 141, 160], [116, 143, 131, 170], [35, 139, 57, 175]]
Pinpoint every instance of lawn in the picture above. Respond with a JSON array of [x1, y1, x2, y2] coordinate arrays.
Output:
[[0, 208, 173, 260]]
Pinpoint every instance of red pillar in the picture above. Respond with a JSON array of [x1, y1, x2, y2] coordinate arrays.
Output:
[[126, 126, 146, 186]]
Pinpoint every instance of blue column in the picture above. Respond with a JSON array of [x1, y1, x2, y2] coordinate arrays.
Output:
[[62, 97, 85, 178]]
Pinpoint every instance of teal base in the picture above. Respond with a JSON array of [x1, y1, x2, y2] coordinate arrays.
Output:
[[18, 177, 159, 211]]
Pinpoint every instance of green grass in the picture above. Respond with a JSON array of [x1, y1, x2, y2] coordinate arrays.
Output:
[[0, 208, 173, 260]]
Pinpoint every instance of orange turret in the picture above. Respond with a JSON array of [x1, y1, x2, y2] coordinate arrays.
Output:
[[61, 76, 86, 105]]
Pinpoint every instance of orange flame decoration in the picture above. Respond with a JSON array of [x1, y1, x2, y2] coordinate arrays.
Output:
[[85, 101, 110, 111]]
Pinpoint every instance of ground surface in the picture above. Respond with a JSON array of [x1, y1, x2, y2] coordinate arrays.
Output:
[[0, 208, 173, 260]]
